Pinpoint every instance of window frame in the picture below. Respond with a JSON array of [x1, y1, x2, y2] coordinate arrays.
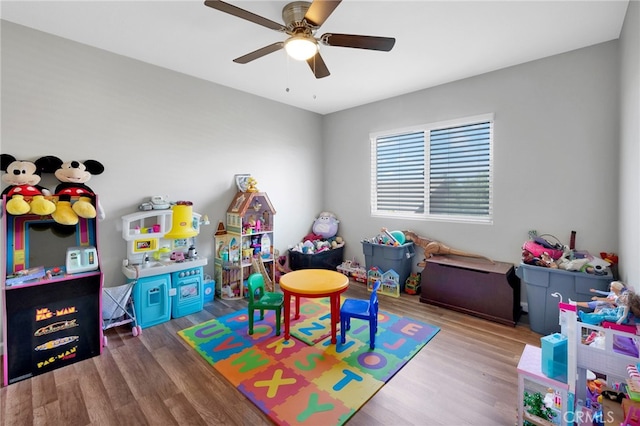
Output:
[[370, 113, 494, 224]]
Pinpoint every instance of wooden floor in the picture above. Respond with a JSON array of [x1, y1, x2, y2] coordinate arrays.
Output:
[[1, 280, 542, 425]]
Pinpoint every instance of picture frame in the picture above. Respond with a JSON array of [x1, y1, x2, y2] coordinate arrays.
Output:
[[235, 174, 251, 192]]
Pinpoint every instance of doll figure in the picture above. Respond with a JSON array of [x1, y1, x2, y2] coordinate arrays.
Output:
[[585, 370, 603, 407], [578, 304, 629, 325], [572, 281, 626, 311], [543, 388, 555, 409], [626, 290, 640, 318], [579, 290, 633, 325]]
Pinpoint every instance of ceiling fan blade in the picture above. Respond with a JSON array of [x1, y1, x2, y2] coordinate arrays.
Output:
[[233, 42, 284, 64], [304, 0, 341, 27], [204, 0, 287, 32], [320, 33, 396, 51], [306, 52, 330, 79]]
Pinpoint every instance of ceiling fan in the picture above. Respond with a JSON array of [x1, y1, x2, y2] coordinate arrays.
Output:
[[203, 0, 396, 79]]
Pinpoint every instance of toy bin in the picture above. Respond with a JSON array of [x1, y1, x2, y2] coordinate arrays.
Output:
[[289, 246, 344, 271], [362, 241, 415, 291], [518, 263, 612, 335]]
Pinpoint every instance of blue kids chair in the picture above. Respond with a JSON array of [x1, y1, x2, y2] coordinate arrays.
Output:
[[247, 273, 284, 336], [340, 280, 380, 349]]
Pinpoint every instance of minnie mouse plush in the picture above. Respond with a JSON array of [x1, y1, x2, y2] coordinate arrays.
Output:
[[1, 154, 56, 216], [40, 156, 105, 226]]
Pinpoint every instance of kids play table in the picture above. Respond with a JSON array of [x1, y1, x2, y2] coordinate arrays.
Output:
[[279, 269, 349, 344]]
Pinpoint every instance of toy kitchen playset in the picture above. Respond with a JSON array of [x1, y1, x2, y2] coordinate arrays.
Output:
[[121, 200, 208, 329]]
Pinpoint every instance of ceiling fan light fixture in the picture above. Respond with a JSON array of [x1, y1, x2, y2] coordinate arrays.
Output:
[[284, 35, 318, 61]]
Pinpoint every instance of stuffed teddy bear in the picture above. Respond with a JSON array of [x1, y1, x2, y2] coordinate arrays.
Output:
[[1, 154, 56, 216], [331, 237, 345, 249], [40, 156, 105, 226]]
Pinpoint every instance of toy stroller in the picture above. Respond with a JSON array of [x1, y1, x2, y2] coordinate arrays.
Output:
[[101, 281, 141, 346]]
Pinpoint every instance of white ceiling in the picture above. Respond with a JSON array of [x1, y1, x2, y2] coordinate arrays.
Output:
[[0, 0, 630, 115]]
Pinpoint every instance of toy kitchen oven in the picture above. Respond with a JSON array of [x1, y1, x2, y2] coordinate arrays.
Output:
[[121, 202, 208, 328]]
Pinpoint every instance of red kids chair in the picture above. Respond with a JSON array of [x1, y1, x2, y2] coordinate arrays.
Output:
[[340, 280, 380, 349]]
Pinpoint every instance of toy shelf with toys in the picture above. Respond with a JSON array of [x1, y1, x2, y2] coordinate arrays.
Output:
[[517, 300, 640, 425], [214, 189, 276, 300], [570, 316, 640, 425]]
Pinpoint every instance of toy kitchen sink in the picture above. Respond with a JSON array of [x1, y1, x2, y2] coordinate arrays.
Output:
[[121, 206, 209, 327], [121, 257, 208, 280]]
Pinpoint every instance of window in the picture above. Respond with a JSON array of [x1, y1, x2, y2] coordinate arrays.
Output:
[[370, 114, 494, 223]]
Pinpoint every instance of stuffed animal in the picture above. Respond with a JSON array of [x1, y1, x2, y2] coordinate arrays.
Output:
[[0, 154, 56, 216], [41, 156, 105, 226], [331, 237, 344, 249], [539, 252, 558, 268], [311, 211, 339, 239]]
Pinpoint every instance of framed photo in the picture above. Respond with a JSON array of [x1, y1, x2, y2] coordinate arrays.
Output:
[[235, 174, 251, 192]]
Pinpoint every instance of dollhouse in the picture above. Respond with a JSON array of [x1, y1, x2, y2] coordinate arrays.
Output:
[[367, 267, 400, 298], [214, 191, 276, 299], [518, 301, 640, 425]]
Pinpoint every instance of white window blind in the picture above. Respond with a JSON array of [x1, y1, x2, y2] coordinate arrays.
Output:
[[371, 114, 493, 222], [373, 131, 426, 214]]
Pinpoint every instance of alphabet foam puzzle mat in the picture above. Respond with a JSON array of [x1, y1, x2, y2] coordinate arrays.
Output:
[[178, 298, 439, 425]]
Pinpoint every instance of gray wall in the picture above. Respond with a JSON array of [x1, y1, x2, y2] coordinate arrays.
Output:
[[619, 0, 640, 286], [1, 21, 324, 288], [324, 40, 620, 280]]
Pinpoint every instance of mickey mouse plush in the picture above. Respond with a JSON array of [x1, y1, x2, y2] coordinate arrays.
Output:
[[40, 156, 105, 226], [0, 154, 56, 216]]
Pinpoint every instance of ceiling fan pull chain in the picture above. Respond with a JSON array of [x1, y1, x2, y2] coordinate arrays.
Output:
[[285, 52, 291, 93]]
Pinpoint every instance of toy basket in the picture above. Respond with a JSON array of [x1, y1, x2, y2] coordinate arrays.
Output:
[[102, 281, 142, 344], [102, 283, 133, 319]]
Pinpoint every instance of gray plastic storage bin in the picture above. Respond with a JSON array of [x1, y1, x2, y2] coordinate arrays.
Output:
[[362, 241, 415, 291], [518, 263, 613, 335]]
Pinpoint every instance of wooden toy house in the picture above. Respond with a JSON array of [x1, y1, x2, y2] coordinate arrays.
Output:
[[214, 191, 276, 299]]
